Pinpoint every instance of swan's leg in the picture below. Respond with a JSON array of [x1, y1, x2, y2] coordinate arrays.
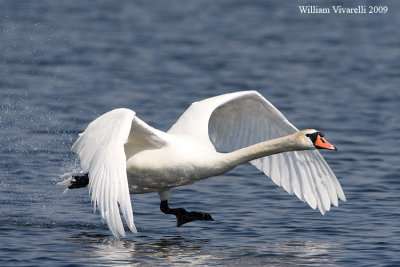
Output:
[[68, 173, 89, 189], [159, 200, 214, 227]]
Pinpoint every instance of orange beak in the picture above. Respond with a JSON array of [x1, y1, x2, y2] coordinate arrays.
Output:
[[315, 135, 338, 151]]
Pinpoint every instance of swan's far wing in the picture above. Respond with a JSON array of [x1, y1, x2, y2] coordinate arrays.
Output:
[[72, 108, 166, 237], [169, 91, 345, 214], [210, 91, 346, 214]]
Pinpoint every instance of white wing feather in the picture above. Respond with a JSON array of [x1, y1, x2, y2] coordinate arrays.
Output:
[[72, 108, 137, 238], [170, 91, 346, 214]]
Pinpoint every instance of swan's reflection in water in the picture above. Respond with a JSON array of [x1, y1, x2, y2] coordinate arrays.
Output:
[[69, 232, 337, 266]]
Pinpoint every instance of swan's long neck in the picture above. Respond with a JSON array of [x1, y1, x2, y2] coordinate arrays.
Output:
[[224, 132, 309, 168]]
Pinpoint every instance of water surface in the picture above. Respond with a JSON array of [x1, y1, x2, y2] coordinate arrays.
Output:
[[1, 0, 399, 266]]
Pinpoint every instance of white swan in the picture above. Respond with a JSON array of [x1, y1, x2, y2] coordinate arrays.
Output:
[[60, 91, 345, 237]]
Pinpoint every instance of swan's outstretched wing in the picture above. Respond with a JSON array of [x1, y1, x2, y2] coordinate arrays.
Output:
[[169, 91, 345, 214], [72, 108, 166, 237]]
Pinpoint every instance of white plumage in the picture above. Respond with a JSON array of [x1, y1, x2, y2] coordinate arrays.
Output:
[[65, 90, 345, 237]]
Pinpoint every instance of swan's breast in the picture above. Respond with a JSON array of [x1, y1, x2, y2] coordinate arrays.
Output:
[[125, 137, 229, 193]]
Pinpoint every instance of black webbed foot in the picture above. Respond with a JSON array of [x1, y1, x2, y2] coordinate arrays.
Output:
[[175, 209, 214, 227], [68, 173, 89, 189], [160, 200, 214, 227]]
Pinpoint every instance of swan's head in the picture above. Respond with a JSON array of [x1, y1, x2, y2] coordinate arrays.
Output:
[[298, 129, 338, 151]]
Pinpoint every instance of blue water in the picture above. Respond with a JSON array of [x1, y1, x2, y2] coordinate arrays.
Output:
[[1, 0, 399, 266]]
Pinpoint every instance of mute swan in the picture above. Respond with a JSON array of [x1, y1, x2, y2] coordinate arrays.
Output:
[[59, 91, 345, 238]]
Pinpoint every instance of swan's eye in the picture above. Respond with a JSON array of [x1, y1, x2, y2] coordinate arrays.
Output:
[[306, 132, 319, 143]]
